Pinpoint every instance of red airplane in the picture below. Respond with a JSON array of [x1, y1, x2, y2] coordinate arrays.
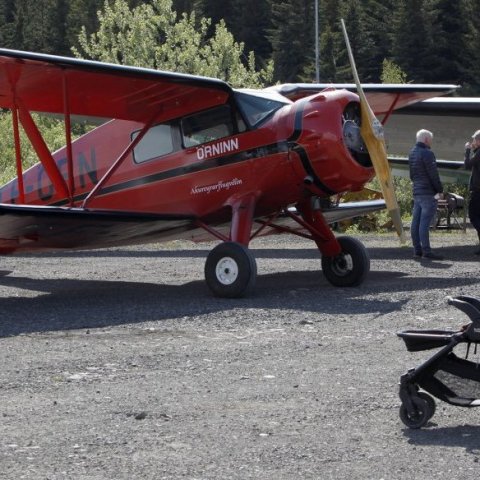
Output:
[[0, 45, 456, 297]]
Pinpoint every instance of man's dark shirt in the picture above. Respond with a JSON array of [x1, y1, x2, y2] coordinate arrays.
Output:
[[408, 141, 443, 196], [464, 146, 480, 192]]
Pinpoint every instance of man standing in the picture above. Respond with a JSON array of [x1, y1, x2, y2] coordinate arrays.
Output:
[[409, 129, 444, 260], [464, 130, 480, 254]]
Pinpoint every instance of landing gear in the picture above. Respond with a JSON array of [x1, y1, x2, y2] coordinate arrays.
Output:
[[205, 242, 257, 298], [321, 236, 369, 287]]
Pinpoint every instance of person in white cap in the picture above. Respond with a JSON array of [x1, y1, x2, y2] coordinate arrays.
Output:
[[409, 129, 444, 260], [464, 130, 480, 254]]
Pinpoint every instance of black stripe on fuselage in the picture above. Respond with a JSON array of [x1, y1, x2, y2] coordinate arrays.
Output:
[[51, 141, 289, 206], [51, 100, 339, 206], [287, 99, 337, 196]]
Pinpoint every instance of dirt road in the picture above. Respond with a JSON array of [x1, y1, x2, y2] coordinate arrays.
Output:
[[1, 230, 479, 479]]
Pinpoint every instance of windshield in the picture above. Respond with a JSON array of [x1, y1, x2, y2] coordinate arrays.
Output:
[[234, 91, 289, 128]]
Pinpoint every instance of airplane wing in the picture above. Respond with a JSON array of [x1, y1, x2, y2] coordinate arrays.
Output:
[[0, 48, 233, 121], [269, 83, 458, 116], [318, 199, 386, 224], [386, 97, 480, 163], [0, 48, 234, 251], [0, 200, 386, 253], [274, 87, 474, 184], [386, 97, 480, 182], [388, 156, 470, 185], [0, 204, 195, 253]]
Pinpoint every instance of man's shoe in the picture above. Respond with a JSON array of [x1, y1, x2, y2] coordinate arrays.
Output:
[[423, 252, 444, 260], [414, 251, 422, 258]]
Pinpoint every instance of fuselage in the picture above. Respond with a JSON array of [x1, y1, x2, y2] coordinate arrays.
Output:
[[0, 87, 374, 225]]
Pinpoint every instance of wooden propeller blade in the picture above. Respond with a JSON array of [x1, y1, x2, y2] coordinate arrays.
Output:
[[340, 19, 406, 244]]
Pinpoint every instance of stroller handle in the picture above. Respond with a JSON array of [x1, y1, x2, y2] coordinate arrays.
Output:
[[447, 296, 480, 325]]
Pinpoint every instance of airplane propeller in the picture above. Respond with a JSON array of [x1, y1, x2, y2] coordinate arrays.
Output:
[[340, 19, 406, 244]]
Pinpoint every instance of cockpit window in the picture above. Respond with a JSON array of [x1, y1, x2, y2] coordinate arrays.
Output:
[[235, 91, 288, 128], [132, 124, 174, 163], [182, 105, 237, 148]]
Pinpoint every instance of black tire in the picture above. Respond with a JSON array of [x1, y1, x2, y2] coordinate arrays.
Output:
[[205, 242, 257, 298], [321, 236, 370, 287], [399, 396, 431, 429], [417, 392, 436, 420]]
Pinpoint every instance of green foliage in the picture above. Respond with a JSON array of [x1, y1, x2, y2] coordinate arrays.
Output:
[[0, 112, 82, 185], [74, 0, 273, 88], [0, 0, 479, 89], [368, 176, 413, 219], [381, 59, 408, 83]]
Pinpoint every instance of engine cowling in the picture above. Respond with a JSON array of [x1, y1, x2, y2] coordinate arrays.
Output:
[[287, 89, 375, 197]]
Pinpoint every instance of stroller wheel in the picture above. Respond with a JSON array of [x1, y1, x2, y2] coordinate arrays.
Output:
[[417, 392, 436, 420], [399, 396, 432, 429]]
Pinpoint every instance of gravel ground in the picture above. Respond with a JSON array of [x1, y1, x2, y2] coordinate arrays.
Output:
[[1, 228, 480, 480]]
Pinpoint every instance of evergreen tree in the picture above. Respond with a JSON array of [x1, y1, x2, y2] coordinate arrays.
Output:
[[173, 0, 195, 14], [362, 0, 396, 81], [425, 0, 472, 85], [269, 0, 314, 83], [66, 0, 104, 53], [50, 0, 69, 55], [337, 0, 373, 82], [316, 0, 342, 82], [1, 0, 480, 94], [0, 0, 17, 48], [463, 0, 480, 94], [318, 24, 337, 82], [194, 0, 235, 38], [391, 0, 433, 82], [231, 0, 272, 67], [194, 0, 235, 26], [13, 0, 65, 54]]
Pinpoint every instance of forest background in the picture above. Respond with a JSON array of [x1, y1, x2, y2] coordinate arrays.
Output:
[[2, 0, 479, 91], [0, 0, 475, 223]]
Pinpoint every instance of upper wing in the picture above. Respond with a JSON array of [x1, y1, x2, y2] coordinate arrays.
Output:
[[268, 83, 458, 116], [386, 97, 480, 162], [388, 156, 470, 185], [0, 49, 232, 122]]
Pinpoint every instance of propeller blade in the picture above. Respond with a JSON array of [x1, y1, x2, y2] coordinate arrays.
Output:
[[340, 19, 406, 244]]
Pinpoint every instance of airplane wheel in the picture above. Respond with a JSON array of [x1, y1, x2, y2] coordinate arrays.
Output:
[[205, 242, 257, 298], [321, 236, 370, 287]]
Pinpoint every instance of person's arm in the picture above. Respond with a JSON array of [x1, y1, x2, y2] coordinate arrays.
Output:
[[424, 150, 443, 194], [466, 148, 480, 170], [465, 144, 473, 170]]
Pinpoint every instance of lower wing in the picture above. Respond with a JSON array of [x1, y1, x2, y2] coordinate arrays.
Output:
[[0, 204, 194, 253], [0, 200, 386, 253]]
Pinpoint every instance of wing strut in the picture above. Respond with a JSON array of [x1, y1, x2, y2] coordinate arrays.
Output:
[[82, 109, 162, 208], [17, 102, 70, 201], [63, 72, 75, 203], [381, 93, 400, 125], [11, 107, 25, 203], [9, 70, 74, 205]]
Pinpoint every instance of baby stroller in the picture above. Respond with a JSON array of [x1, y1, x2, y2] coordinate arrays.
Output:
[[397, 295, 480, 429]]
